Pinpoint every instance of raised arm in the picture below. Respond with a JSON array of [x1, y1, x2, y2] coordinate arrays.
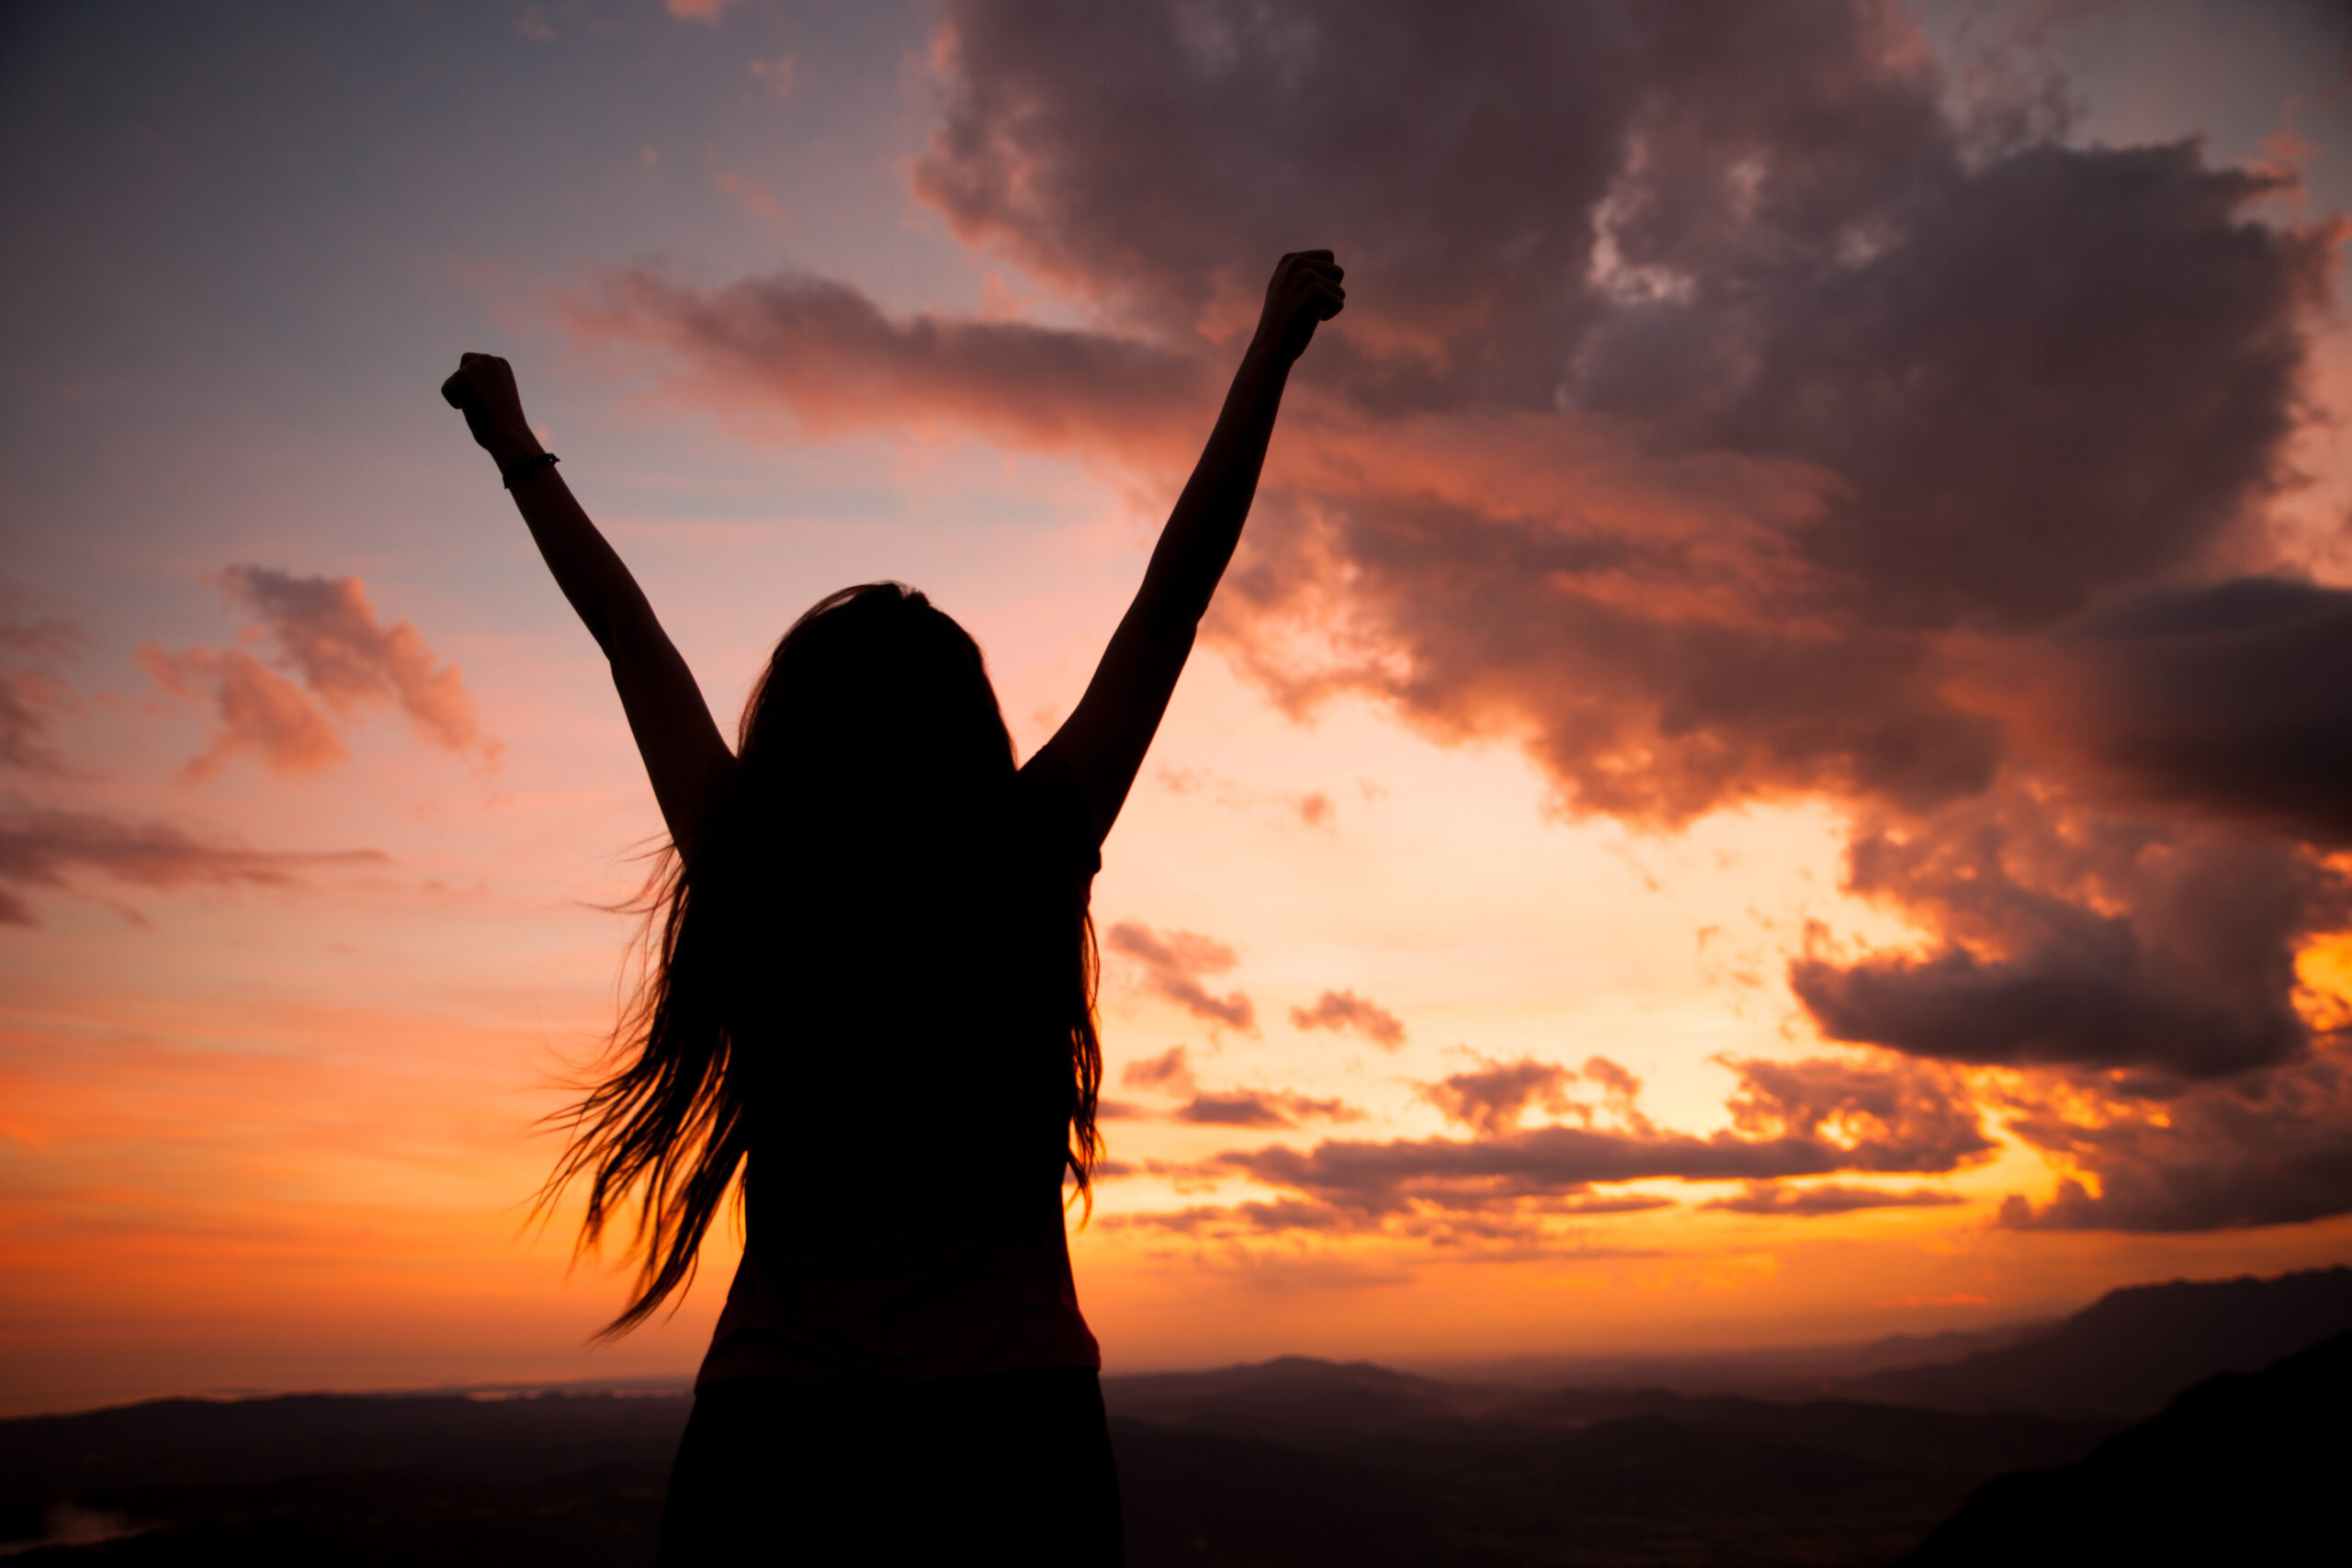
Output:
[[441, 353, 735, 852], [1049, 251, 1345, 839]]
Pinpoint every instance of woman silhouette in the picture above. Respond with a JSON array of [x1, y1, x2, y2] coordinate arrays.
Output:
[[443, 252, 1343, 1563]]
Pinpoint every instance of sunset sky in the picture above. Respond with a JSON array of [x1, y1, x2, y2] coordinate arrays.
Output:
[[5, 0, 2351, 1418]]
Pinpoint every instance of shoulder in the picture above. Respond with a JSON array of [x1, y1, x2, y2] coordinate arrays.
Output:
[[1016, 741, 1104, 882]]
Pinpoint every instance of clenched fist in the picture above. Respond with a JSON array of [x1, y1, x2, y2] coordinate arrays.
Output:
[[1254, 251, 1345, 363], [440, 352, 541, 468]]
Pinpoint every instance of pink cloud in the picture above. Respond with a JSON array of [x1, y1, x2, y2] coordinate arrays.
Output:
[[141, 569, 493, 778], [0, 614, 85, 775], [0, 805, 385, 926], [137, 644, 345, 780]]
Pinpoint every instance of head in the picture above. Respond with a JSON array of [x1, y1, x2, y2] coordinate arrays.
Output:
[[546, 583, 1102, 1337], [734, 582, 1016, 833]]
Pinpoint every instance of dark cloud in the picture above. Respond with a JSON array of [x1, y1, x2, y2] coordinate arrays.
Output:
[[0, 804, 385, 926], [1176, 1089, 1363, 1129], [2008, 579, 2352, 847], [915, 0, 1641, 361], [1996, 1047, 2352, 1233], [1290, 987, 1405, 1047], [1105, 920, 1257, 1031], [1791, 789, 2347, 1082], [1102, 1190, 1669, 1242], [561, 268, 1208, 457], [1702, 1182, 1965, 1217], [1722, 1052, 1999, 1170], [1421, 1057, 1579, 1138]]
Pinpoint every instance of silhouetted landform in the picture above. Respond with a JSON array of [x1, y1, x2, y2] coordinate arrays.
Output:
[[1418, 1320, 2051, 1401], [0, 1393, 689, 1564], [1893, 1329, 2352, 1566], [1820, 1265, 2352, 1416], [1109, 1364, 2118, 1567], [4, 1265, 2344, 1564]]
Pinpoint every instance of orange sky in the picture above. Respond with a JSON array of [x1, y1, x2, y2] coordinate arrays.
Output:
[[4, 0, 2351, 1416]]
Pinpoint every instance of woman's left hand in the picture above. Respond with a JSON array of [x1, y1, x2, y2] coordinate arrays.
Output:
[[1253, 250, 1346, 363]]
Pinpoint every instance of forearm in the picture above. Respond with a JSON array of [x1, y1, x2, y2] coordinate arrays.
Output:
[[1051, 337, 1293, 835], [486, 433, 655, 660], [1136, 337, 1295, 629]]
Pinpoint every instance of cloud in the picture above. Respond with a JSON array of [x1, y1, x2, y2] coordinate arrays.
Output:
[[1220, 1054, 1991, 1218], [1176, 1089, 1363, 1129], [1722, 1053, 1997, 1171], [1290, 987, 1405, 1047], [138, 645, 345, 779], [1418, 1054, 1660, 1139], [1998, 579, 2352, 847], [1105, 920, 1256, 1031], [559, 269, 1208, 458], [1421, 1057, 1580, 1137], [1121, 1043, 1196, 1094], [1118, 1044, 1358, 1126], [1102, 1190, 1668, 1242], [0, 804, 385, 926], [1996, 1045, 2352, 1232], [0, 615, 85, 774], [665, 0, 744, 20], [141, 569, 493, 777], [1702, 1182, 1966, 1217], [1790, 786, 2348, 1082], [222, 569, 486, 755]]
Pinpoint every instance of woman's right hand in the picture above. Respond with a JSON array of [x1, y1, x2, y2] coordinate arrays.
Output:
[[440, 352, 542, 466]]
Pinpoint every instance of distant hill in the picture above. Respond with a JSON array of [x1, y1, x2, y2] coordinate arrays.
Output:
[[1894, 1328, 2352, 1565], [1413, 1320, 2048, 1399], [0, 1393, 688, 1565], [1824, 1265, 2352, 1417], [1108, 1362, 2116, 1568], [1103, 1354, 1492, 1433]]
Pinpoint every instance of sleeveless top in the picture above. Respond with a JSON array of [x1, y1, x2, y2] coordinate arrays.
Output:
[[695, 745, 1102, 1386]]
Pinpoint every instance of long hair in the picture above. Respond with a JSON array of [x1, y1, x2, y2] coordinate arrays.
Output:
[[542, 583, 1103, 1337]]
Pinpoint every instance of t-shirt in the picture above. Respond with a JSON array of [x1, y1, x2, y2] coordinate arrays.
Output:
[[695, 744, 1102, 1386]]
